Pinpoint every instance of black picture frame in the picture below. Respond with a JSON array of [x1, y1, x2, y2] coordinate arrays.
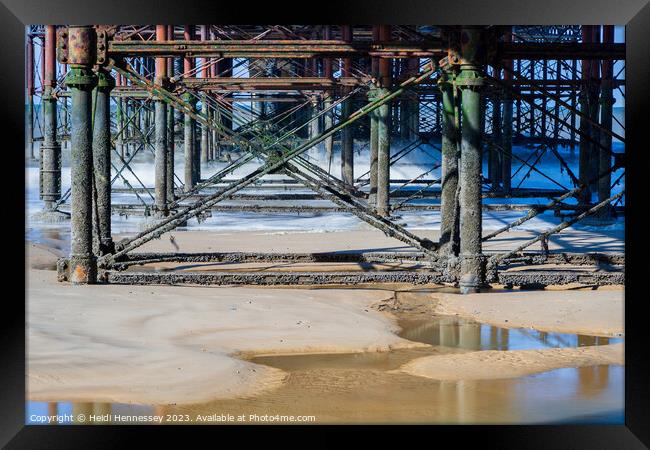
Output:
[[3, 0, 648, 446]]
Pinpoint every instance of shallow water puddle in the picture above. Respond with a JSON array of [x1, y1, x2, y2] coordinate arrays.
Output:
[[28, 364, 623, 424], [27, 315, 624, 424]]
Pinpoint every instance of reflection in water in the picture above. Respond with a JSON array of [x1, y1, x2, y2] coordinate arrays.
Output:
[[27, 365, 623, 424], [399, 316, 621, 351], [26, 317, 624, 425]]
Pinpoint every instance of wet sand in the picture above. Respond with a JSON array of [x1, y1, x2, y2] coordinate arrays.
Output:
[[399, 343, 623, 381], [26, 227, 625, 422]]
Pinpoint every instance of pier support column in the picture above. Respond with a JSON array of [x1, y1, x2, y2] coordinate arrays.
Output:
[[26, 34, 35, 159], [375, 24, 393, 217], [340, 25, 354, 186], [40, 25, 61, 211], [200, 95, 209, 164], [154, 25, 168, 215], [439, 69, 459, 256], [501, 31, 513, 194], [598, 25, 615, 219], [368, 88, 379, 206], [457, 28, 486, 294], [92, 69, 115, 256], [340, 97, 354, 185], [166, 27, 176, 201], [323, 92, 334, 165], [578, 26, 593, 205], [376, 88, 391, 218], [182, 25, 196, 191], [65, 26, 98, 284], [183, 94, 196, 192]]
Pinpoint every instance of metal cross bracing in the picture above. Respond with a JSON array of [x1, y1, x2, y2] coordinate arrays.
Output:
[[27, 25, 625, 291]]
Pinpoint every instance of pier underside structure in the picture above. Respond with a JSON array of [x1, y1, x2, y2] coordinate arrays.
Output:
[[26, 25, 625, 292]]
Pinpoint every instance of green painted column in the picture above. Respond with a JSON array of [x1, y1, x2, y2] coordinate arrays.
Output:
[[439, 69, 459, 255], [66, 65, 98, 284], [457, 28, 486, 294], [91, 69, 115, 256]]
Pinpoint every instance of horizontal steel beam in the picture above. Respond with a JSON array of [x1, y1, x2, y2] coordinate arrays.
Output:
[[102, 268, 624, 286], [106, 40, 625, 60], [103, 270, 449, 285]]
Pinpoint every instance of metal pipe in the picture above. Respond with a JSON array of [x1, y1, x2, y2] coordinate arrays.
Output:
[[66, 25, 98, 284], [598, 25, 614, 219], [154, 25, 168, 214], [40, 25, 61, 210], [502, 28, 514, 193], [375, 25, 392, 216], [340, 25, 354, 186], [376, 88, 391, 217], [439, 69, 459, 255], [166, 24, 175, 201], [26, 34, 35, 159], [92, 69, 115, 255], [457, 28, 485, 294]]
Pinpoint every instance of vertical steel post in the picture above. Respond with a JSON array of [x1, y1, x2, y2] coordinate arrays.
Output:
[[439, 68, 460, 255], [598, 25, 614, 219], [323, 26, 334, 163], [166, 25, 175, 201], [66, 25, 98, 284], [490, 67, 502, 188], [154, 25, 168, 215], [588, 25, 602, 194], [92, 69, 115, 255], [457, 28, 485, 294], [183, 25, 196, 192], [368, 25, 380, 205], [375, 24, 392, 217], [26, 34, 35, 159], [340, 25, 354, 186], [40, 25, 61, 211], [376, 87, 391, 218], [200, 25, 209, 167], [501, 29, 514, 193], [578, 26, 592, 204]]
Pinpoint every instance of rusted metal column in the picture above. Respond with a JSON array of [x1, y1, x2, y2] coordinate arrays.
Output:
[[182, 25, 196, 192], [368, 88, 379, 206], [66, 25, 98, 284], [309, 96, 320, 156], [457, 28, 485, 294], [588, 25, 602, 194], [578, 26, 593, 204], [92, 69, 115, 255], [376, 87, 391, 217], [166, 25, 175, 201], [375, 25, 392, 218], [490, 67, 502, 188], [501, 32, 514, 193], [154, 25, 168, 215], [115, 74, 125, 158], [368, 26, 380, 205], [439, 68, 459, 255], [40, 25, 61, 211], [200, 25, 209, 166], [340, 25, 354, 186], [598, 25, 614, 219], [323, 26, 334, 162], [26, 34, 35, 159]]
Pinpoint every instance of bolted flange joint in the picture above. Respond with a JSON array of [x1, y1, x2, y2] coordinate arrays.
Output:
[[65, 67, 98, 90]]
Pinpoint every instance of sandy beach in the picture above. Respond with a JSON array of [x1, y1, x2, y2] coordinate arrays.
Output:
[[27, 227, 624, 411]]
